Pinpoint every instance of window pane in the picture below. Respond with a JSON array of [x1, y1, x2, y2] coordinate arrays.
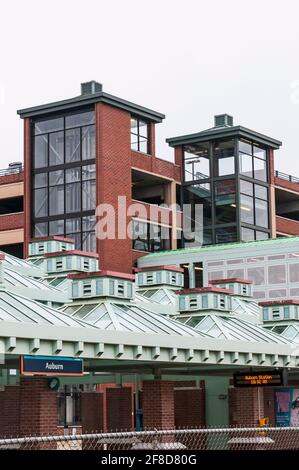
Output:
[[184, 143, 210, 181], [139, 138, 148, 153], [66, 128, 80, 163], [65, 111, 95, 129], [183, 183, 212, 226], [290, 264, 299, 282], [49, 170, 64, 186], [66, 218, 81, 233], [130, 118, 138, 133], [82, 164, 96, 180], [49, 131, 64, 166], [34, 222, 48, 237], [49, 185, 64, 216], [255, 199, 268, 228], [82, 231, 96, 252], [66, 167, 81, 183], [82, 215, 96, 231], [239, 140, 252, 155], [256, 230, 269, 240], [214, 140, 235, 176], [215, 226, 237, 244], [49, 219, 64, 235], [139, 121, 148, 138], [239, 153, 253, 178], [34, 173, 47, 188], [254, 157, 267, 181], [253, 145, 266, 160], [240, 195, 254, 224], [240, 180, 253, 196], [66, 182, 81, 213], [82, 180, 96, 210], [34, 135, 48, 168], [67, 233, 81, 249], [255, 184, 268, 200], [241, 227, 255, 241], [82, 125, 95, 159], [268, 265, 286, 284], [202, 229, 213, 245], [215, 180, 236, 224], [34, 188, 48, 217], [34, 117, 64, 135], [247, 266, 265, 285]]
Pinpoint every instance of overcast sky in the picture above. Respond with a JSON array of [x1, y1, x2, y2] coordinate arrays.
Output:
[[1, 0, 299, 173]]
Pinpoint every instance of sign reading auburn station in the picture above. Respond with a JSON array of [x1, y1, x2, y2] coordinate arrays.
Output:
[[20, 355, 84, 376], [233, 369, 287, 388]]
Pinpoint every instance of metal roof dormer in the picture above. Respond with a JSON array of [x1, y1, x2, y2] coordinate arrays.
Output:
[[28, 236, 76, 259], [259, 300, 299, 326], [209, 278, 253, 298], [135, 265, 184, 289], [45, 250, 99, 276], [68, 271, 135, 301], [176, 287, 233, 314]]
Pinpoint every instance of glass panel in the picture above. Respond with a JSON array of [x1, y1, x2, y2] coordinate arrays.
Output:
[[253, 144, 266, 160], [132, 221, 148, 251], [268, 265, 286, 284], [49, 131, 64, 166], [247, 266, 265, 285], [215, 226, 237, 244], [240, 179, 253, 196], [82, 215, 96, 231], [256, 230, 269, 240], [184, 143, 210, 181], [34, 222, 48, 237], [214, 140, 235, 176], [240, 195, 254, 224], [67, 233, 81, 249], [241, 226, 255, 241], [34, 135, 48, 168], [254, 157, 267, 181], [82, 164, 96, 180], [66, 182, 81, 213], [239, 140, 252, 155], [82, 180, 96, 211], [34, 117, 64, 135], [183, 183, 212, 226], [49, 170, 64, 186], [139, 121, 148, 138], [255, 199, 268, 228], [227, 268, 244, 278], [215, 180, 236, 223], [65, 111, 95, 129], [66, 128, 80, 163], [66, 167, 81, 183], [139, 138, 148, 153], [290, 264, 299, 282], [239, 153, 253, 178], [34, 173, 47, 188], [202, 229, 213, 245], [82, 125, 95, 159], [66, 218, 81, 233], [49, 219, 64, 235], [34, 188, 48, 217], [82, 231, 96, 252], [130, 118, 138, 133], [49, 185, 64, 216], [255, 184, 268, 200]]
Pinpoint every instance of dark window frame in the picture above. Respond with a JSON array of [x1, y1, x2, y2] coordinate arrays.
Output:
[[130, 116, 151, 155]]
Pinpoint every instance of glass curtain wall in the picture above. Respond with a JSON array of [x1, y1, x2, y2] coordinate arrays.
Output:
[[32, 109, 97, 251]]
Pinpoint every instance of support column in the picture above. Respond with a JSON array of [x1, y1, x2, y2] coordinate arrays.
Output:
[[81, 392, 104, 433], [142, 380, 175, 430], [229, 387, 264, 426]]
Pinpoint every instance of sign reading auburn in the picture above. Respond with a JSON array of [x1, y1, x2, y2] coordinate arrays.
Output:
[[233, 369, 287, 388], [20, 355, 84, 376]]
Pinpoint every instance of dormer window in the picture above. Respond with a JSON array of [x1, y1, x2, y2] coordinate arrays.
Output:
[[130, 117, 150, 154]]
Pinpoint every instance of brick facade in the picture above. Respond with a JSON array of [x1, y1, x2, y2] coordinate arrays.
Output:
[[229, 387, 264, 426], [142, 380, 175, 430], [276, 215, 299, 236], [81, 392, 104, 433], [106, 387, 133, 431], [0, 212, 24, 230], [174, 388, 206, 428]]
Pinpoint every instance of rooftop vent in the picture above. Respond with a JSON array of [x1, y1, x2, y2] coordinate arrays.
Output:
[[214, 114, 233, 128], [81, 81, 103, 95]]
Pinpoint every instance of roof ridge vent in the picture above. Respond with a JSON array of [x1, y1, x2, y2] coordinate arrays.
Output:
[[81, 81, 103, 95], [214, 114, 233, 127]]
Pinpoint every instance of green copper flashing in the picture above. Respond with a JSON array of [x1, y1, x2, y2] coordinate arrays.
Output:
[[17, 91, 165, 123], [142, 236, 299, 259], [166, 125, 282, 149]]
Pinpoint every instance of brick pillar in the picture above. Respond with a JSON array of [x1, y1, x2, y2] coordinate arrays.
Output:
[[229, 387, 264, 426], [142, 380, 175, 430], [0, 385, 20, 437], [174, 388, 206, 428], [106, 387, 133, 431], [81, 392, 104, 433]]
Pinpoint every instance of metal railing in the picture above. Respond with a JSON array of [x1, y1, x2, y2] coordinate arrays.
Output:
[[0, 165, 24, 177], [1, 426, 299, 450], [275, 170, 299, 184]]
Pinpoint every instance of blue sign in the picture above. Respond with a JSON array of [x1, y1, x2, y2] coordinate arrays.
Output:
[[21, 355, 84, 376]]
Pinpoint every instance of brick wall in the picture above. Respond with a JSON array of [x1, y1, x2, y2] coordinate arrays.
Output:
[[0, 172, 24, 186], [275, 177, 299, 193], [106, 387, 133, 431], [229, 387, 264, 426], [81, 392, 104, 433], [174, 388, 206, 428], [142, 380, 175, 430], [0, 385, 20, 437], [0, 212, 24, 231], [276, 215, 299, 236]]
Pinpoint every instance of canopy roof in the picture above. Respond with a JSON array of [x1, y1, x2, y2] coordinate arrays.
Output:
[[137, 287, 177, 307]]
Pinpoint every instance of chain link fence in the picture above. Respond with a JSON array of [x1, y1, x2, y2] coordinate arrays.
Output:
[[0, 427, 299, 450]]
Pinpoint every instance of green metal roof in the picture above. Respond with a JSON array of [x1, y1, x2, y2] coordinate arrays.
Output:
[[141, 236, 299, 260], [166, 125, 282, 149], [17, 91, 165, 123]]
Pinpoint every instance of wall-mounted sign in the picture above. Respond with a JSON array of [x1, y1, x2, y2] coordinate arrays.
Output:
[[20, 355, 84, 376], [233, 369, 287, 388]]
